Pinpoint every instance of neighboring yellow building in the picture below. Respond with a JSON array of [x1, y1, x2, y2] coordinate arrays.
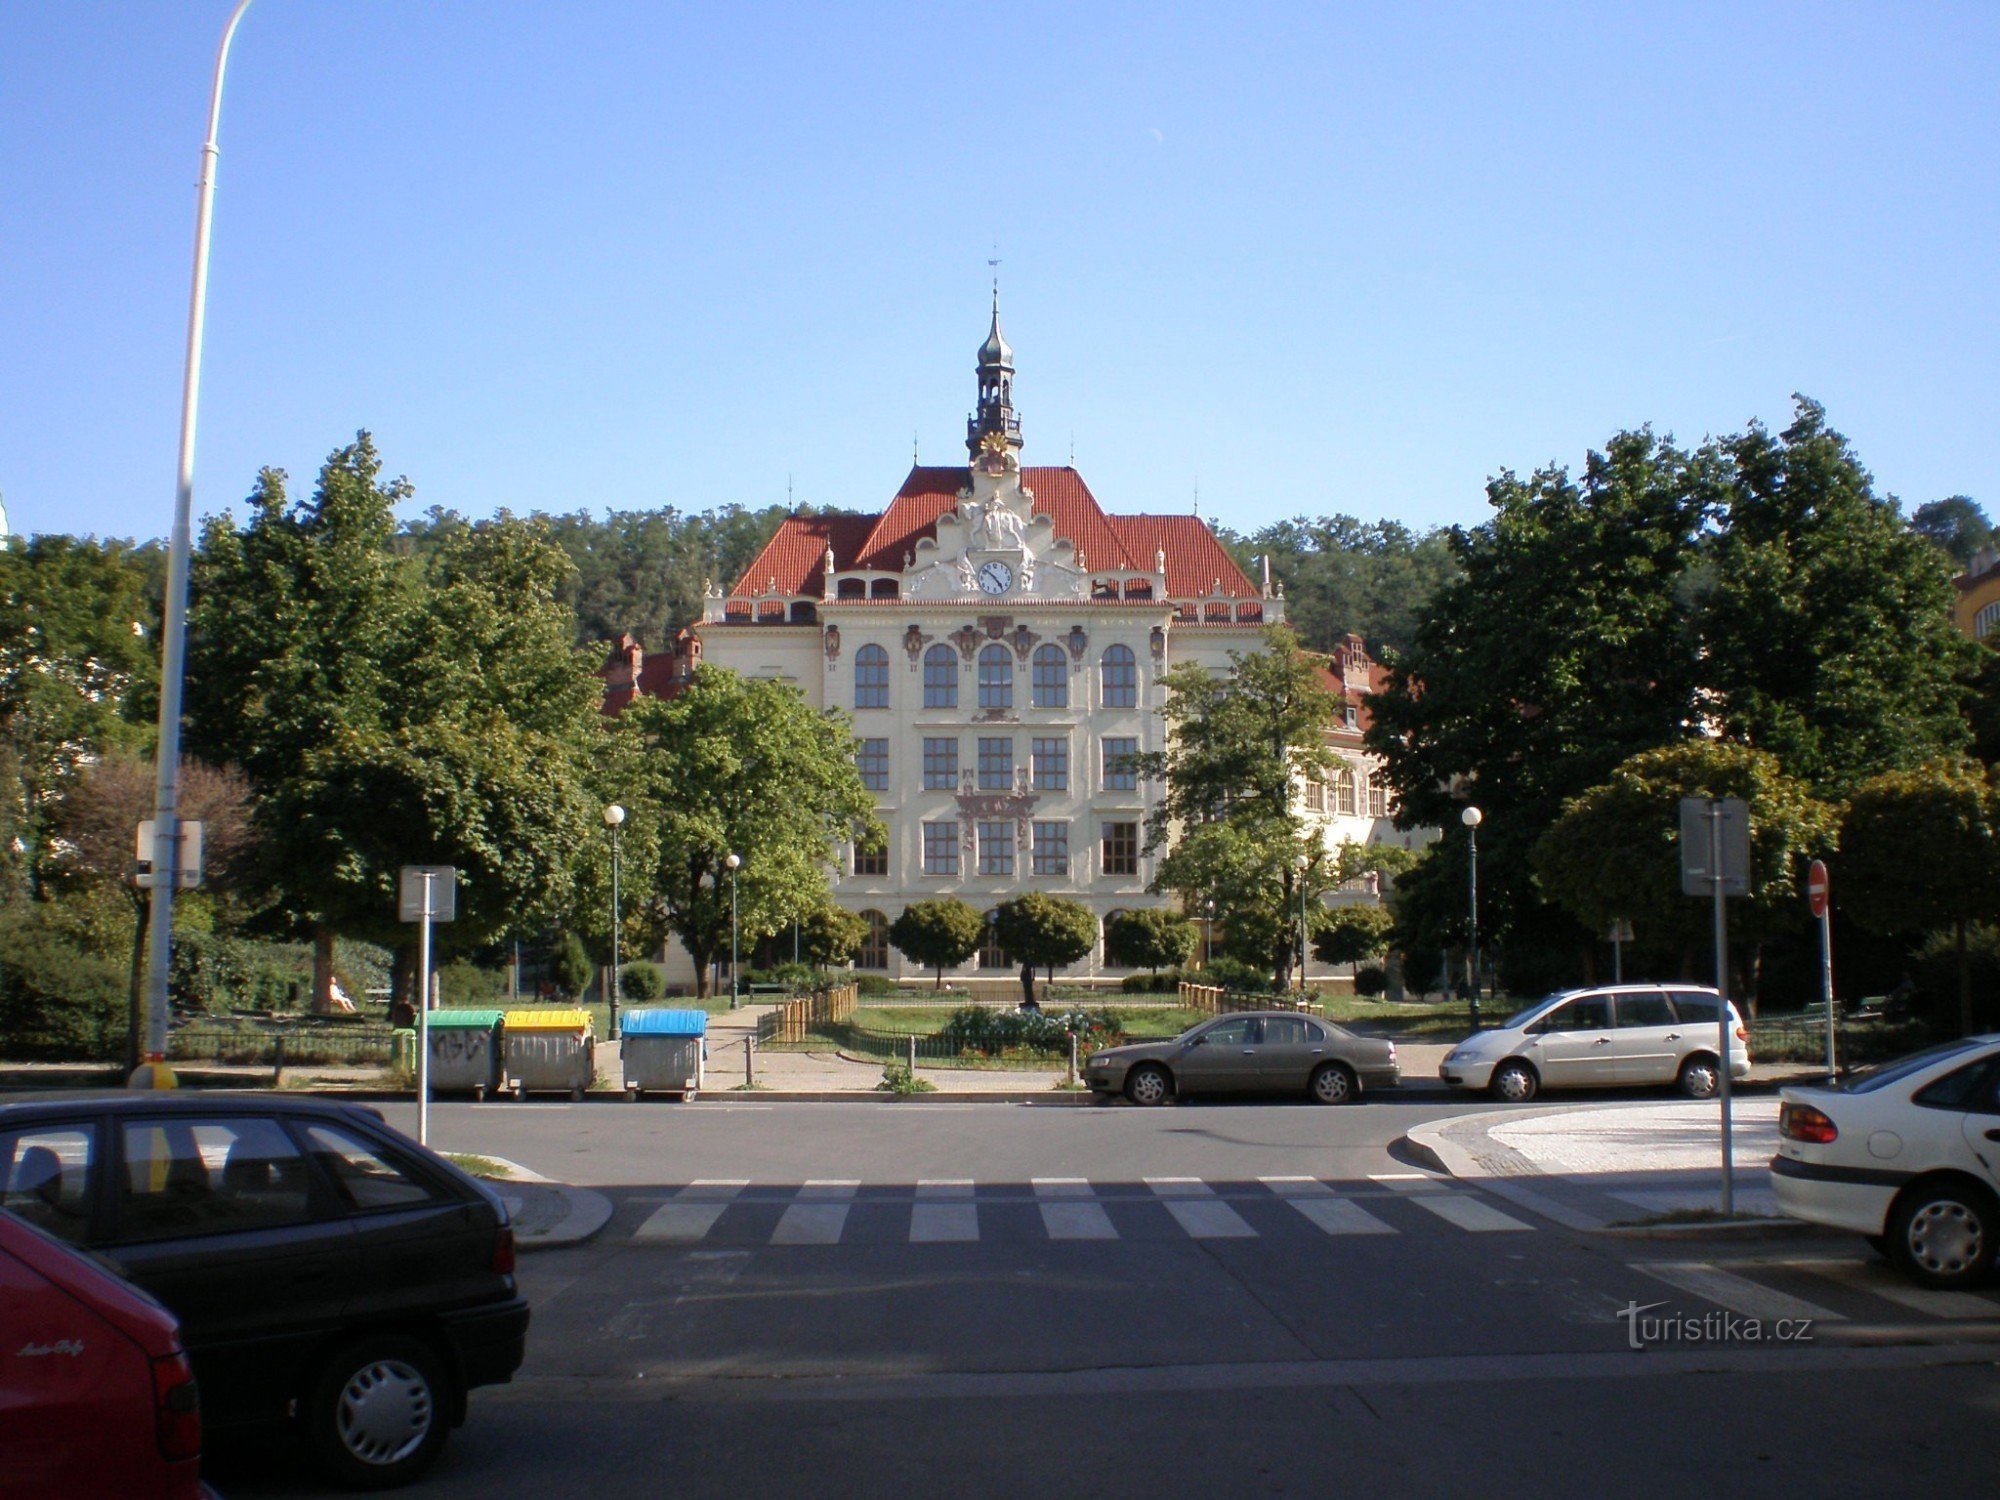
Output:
[[1953, 548, 2000, 642]]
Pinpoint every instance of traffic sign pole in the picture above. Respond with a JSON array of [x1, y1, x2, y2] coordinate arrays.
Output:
[[417, 871, 433, 1148], [1709, 803, 1733, 1218], [1808, 859, 1835, 1083]]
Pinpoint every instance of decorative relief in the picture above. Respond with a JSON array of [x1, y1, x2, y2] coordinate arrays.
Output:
[[1009, 624, 1041, 663], [1066, 625, 1089, 664], [824, 626, 842, 669], [949, 624, 985, 662], [902, 624, 933, 668], [1150, 625, 1167, 665], [978, 616, 1012, 639]]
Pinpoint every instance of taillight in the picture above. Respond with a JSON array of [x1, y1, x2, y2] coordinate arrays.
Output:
[[1735, 1026, 1749, 1042], [1780, 1103, 1838, 1144], [491, 1226, 516, 1276], [151, 1352, 201, 1463]]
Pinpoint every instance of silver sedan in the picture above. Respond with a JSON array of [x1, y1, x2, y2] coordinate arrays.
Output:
[[1084, 1011, 1399, 1105]]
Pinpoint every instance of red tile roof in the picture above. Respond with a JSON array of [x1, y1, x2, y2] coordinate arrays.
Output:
[[728, 466, 1257, 600]]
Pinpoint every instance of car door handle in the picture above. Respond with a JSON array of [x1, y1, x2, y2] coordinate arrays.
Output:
[[1664, 1033, 1680, 1041], [1241, 1049, 1256, 1055], [1593, 1037, 1611, 1046]]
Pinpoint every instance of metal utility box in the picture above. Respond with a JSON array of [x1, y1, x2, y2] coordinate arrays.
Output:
[[500, 1007, 596, 1099], [618, 1009, 707, 1100], [426, 1009, 505, 1099]]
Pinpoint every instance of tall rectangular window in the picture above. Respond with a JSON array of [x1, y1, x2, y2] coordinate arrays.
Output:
[[923, 737, 959, 790], [1102, 736, 1139, 791], [853, 843, 888, 876], [1031, 737, 1068, 791], [923, 645, 959, 709], [1102, 821, 1139, 876], [978, 645, 1013, 710], [923, 822, 960, 876], [977, 737, 1013, 790], [978, 821, 1015, 876], [1032, 821, 1069, 876], [1304, 779, 1326, 813], [857, 738, 889, 792], [854, 644, 889, 710]]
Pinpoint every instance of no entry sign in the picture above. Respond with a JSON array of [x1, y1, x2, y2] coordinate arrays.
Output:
[[1806, 859, 1830, 920]]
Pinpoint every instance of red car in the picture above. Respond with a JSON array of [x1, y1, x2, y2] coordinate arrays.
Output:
[[0, 1206, 212, 1499]]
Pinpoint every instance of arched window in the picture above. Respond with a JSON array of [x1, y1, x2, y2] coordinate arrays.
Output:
[[836, 578, 866, 600], [856, 910, 889, 969], [924, 644, 959, 709], [1031, 644, 1068, 708], [978, 644, 1013, 710], [854, 644, 889, 709], [1334, 765, 1358, 816], [1101, 644, 1137, 708], [979, 909, 1011, 970], [1978, 600, 2000, 639], [870, 578, 899, 599]]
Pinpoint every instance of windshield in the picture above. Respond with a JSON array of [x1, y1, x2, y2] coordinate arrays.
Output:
[[1497, 994, 1568, 1031], [1840, 1038, 1995, 1094]]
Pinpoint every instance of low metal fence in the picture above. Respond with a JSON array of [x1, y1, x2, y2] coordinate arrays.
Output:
[[168, 1026, 396, 1069]]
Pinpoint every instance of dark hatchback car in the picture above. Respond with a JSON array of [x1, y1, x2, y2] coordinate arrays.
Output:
[[0, 1093, 528, 1489], [1085, 1011, 1400, 1105]]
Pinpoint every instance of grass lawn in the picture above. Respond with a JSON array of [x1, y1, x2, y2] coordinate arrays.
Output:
[[1317, 995, 1484, 1039], [847, 1004, 1206, 1040]]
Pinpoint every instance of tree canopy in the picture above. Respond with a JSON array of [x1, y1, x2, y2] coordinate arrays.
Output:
[[992, 892, 1100, 1006], [890, 897, 985, 990], [1102, 907, 1196, 979]]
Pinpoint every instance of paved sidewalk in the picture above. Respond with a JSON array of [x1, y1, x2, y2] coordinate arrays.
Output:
[[478, 1157, 613, 1250], [1405, 1097, 1795, 1233]]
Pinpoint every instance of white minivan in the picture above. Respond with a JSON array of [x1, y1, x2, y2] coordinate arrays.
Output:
[[1439, 985, 1753, 1103]]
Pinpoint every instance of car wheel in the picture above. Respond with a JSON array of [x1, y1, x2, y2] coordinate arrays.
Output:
[[1890, 1182, 1998, 1289], [1677, 1055, 1720, 1100], [306, 1334, 451, 1490], [1309, 1063, 1357, 1105], [1125, 1064, 1171, 1106], [1488, 1061, 1538, 1104]]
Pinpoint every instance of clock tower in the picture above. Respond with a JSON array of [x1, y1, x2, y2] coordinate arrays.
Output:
[[965, 289, 1022, 460]]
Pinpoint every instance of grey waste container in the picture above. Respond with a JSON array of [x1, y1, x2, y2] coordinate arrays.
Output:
[[426, 1010, 505, 1099], [501, 1008, 596, 1099], [619, 1008, 707, 1100]]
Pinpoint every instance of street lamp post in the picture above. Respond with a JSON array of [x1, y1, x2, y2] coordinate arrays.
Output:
[[603, 805, 625, 1040], [1203, 898, 1215, 969], [1294, 853, 1311, 993], [1461, 806, 1483, 1027], [137, 0, 257, 1089], [725, 852, 741, 1010]]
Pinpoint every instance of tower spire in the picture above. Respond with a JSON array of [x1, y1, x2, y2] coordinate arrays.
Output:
[[966, 284, 1021, 459]]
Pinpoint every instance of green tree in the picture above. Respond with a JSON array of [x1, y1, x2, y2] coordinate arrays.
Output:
[[1909, 495, 1992, 570], [189, 435, 606, 1009], [1142, 625, 1345, 988], [797, 902, 867, 970], [1222, 515, 1461, 659], [1313, 904, 1395, 967], [610, 666, 877, 996], [1531, 742, 1838, 1006], [1704, 400, 1974, 795], [889, 897, 985, 991], [1367, 428, 1716, 983], [992, 893, 1100, 1007], [1838, 762, 2000, 1036], [553, 930, 594, 1000], [1102, 907, 1196, 981], [0, 535, 161, 894]]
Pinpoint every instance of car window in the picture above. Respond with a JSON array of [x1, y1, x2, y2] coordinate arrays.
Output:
[[0, 1125, 96, 1243], [1262, 1016, 1309, 1046], [1544, 997, 1610, 1032], [1670, 993, 1720, 1024], [1202, 1018, 1256, 1046], [1912, 1059, 1998, 1112], [1842, 1040, 1994, 1095], [1615, 995, 1674, 1028], [301, 1124, 440, 1212], [118, 1116, 314, 1242]]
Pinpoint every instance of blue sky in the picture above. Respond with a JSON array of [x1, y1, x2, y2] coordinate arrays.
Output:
[[4, 2, 1997, 546]]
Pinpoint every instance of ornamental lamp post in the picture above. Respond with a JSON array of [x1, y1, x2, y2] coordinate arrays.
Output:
[[1461, 806, 1483, 1027], [603, 805, 625, 1039], [1203, 898, 1215, 970], [1294, 853, 1311, 993], [725, 852, 741, 1010]]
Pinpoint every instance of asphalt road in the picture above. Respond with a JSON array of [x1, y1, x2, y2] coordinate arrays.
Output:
[[212, 1098, 2000, 1499]]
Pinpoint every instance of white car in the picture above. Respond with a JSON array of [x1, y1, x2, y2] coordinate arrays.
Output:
[[1438, 984, 1752, 1104], [1771, 1035, 2000, 1288]]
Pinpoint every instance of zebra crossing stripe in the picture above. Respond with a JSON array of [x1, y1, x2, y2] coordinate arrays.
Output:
[[634, 1180, 747, 1241], [772, 1203, 850, 1244], [1410, 1195, 1533, 1234], [1162, 1200, 1257, 1239], [1260, 1176, 1335, 1198], [917, 1179, 975, 1199], [1032, 1178, 1093, 1198], [909, 1204, 979, 1242], [681, 1180, 749, 1198], [1371, 1172, 1449, 1194], [1787, 1258, 2000, 1321], [1144, 1177, 1213, 1198], [1040, 1201, 1118, 1240], [1288, 1198, 1395, 1236], [799, 1180, 860, 1200], [1640, 1262, 1847, 1323]]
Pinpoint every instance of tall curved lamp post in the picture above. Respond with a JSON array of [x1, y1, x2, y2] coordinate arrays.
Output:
[[603, 805, 625, 1039], [725, 852, 742, 1010], [1461, 806, 1483, 1026], [137, 0, 257, 1088], [1294, 853, 1311, 991]]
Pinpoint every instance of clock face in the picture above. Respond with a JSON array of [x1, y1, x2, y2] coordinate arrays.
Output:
[[977, 560, 1014, 595]]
